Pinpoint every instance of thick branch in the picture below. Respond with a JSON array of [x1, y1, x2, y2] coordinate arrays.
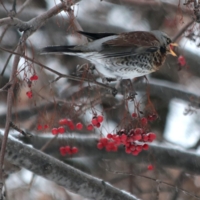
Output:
[[0, 17, 30, 30], [0, 1, 76, 198], [0, 132, 138, 200], [17, 134, 200, 175]]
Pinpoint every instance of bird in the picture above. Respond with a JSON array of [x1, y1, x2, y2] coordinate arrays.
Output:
[[40, 30, 177, 80]]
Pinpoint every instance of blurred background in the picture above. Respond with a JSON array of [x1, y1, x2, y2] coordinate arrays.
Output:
[[1, 0, 200, 199]]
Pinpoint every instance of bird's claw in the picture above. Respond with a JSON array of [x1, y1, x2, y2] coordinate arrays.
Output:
[[112, 88, 118, 96]]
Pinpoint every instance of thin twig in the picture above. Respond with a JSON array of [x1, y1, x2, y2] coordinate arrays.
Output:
[[0, 2, 72, 198], [0, 46, 116, 92], [0, 133, 138, 200], [10, 121, 32, 137], [0, 43, 23, 199], [172, 19, 195, 42], [106, 169, 200, 199]]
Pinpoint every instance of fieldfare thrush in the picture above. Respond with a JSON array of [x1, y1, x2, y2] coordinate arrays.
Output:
[[41, 30, 177, 80]]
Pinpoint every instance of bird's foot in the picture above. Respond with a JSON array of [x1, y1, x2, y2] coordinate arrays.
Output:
[[120, 79, 137, 100], [112, 88, 118, 96], [76, 63, 95, 76], [126, 91, 137, 101]]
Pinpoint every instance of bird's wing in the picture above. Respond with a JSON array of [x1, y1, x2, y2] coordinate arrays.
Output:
[[99, 31, 160, 58], [77, 31, 117, 40], [103, 31, 159, 47]]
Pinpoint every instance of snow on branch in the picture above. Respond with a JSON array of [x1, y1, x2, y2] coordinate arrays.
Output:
[[0, 132, 139, 200]]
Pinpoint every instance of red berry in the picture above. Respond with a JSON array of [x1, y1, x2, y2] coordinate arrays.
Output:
[[105, 142, 117, 152], [97, 142, 104, 149], [178, 55, 186, 66], [87, 124, 94, 131], [112, 135, 121, 144], [142, 134, 149, 142], [134, 128, 143, 135], [130, 144, 136, 151], [96, 122, 101, 128], [125, 147, 131, 154], [147, 114, 158, 121], [148, 133, 156, 141], [44, 124, 49, 129], [71, 147, 78, 154], [97, 115, 104, 123], [65, 146, 71, 153], [99, 138, 108, 146], [91, 117, 98, 126], [51, 128, 58, 135], [59, 119, 68, 125], [59, 147, 67, 156], [120, 134, 127, 142], [132, 134, 142, 141], [67, 120, 75, 130], [136, 145, 142, 152], [141, 117, 148, 126], [26, 91, 33, 98], [143, 144, 149, 150], [132, 150, 139, 156], [30, 74, 38, 81], [131, 112, 137, 118], [76, 123, 83, 130], [107, 133, 113, 139], [125, 142, 131, 148], [147, 164, 154, 170], [37, 124, 43, 130], [58, 126, 65, 134]]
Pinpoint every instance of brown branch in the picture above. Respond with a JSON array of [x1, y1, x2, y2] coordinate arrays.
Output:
[[0, 1, 74, 198], [172, 19, 195, 42], [0, 0, 33, 74], [10, 121, 32, 137], [184, 0, 200, 22], [17, 134, 200, 176], [0, 46, 116, 92], [0, 43, 23, 199], [0, 132, 138, 200], [0, 17, 30, 30]]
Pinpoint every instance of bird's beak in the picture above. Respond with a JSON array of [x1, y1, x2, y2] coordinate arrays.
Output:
[[168, 43, 178, 56]]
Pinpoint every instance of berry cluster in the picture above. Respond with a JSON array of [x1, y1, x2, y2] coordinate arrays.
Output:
[[91, 115, 104, 128], [147, 164, 154, 170], [54, 115, 104, 134], [178, 55, 186, 67], [97, 130, 156, 155], [30, 74, 38, 81], [51, 119, 84, 135], [59, 119, 76, 130], [51, 126, 65, 135], [59, 146, 78, 156], [26, 74, 38, 99], [97, 112, 157, 156], [51, 115, 103, 136], [56, 116, 103, 156], [37, 124, 49, 130], [26, 91, 33, 99]]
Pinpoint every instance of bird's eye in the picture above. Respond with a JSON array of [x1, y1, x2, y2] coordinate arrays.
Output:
[[166, 38, 171, 44]]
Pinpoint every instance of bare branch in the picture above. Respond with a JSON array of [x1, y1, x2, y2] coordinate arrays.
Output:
[[17, 134, 200, 176], [0, 17, 30, 31], [0, 132, 138, 200]]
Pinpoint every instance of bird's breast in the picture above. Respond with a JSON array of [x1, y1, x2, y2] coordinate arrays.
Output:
[[152, 51, 166, 71]]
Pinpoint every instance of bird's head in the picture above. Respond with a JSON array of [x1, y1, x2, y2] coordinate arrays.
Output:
[[151, 30, 177, 56]]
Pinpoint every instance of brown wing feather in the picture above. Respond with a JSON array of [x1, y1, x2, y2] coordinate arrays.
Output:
[[103, 31, 160, 47]]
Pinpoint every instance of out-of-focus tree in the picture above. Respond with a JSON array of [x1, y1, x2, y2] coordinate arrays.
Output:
[[0, 0, 200, 200]]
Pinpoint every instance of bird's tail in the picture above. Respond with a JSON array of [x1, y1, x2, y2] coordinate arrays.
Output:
[[40, 45, 82, 55]]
